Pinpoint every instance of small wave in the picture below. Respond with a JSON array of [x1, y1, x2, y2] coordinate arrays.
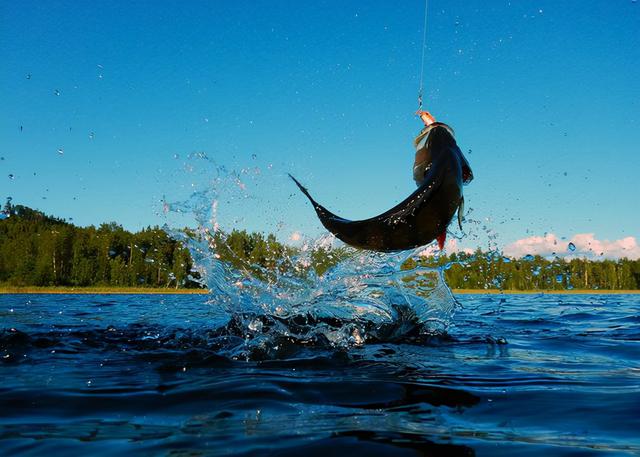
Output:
[[1, 305, 461, 365]]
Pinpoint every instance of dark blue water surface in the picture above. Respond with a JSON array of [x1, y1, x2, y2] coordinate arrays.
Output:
[[1, 292, 639, 456]]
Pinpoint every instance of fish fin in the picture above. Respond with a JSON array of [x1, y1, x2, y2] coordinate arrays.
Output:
[[457, 197, 465, 231], [437, 232, 446, 250], [462, 166, 473, 184], [455, 146, 473, 184]]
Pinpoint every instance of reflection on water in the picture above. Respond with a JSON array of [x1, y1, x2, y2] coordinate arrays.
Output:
[[1, 293, 639, 456]]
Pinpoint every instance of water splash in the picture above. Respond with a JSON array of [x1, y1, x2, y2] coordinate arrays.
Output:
[[162, 153, 459, 352]]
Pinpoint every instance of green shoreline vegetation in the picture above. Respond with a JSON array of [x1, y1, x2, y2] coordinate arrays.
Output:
[[0, 286, 208, 294], [1, 286, 639, 295], [1, 200, 639, 293]]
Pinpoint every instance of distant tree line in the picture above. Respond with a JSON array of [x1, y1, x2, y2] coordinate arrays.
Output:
[[0, 201, 344, 289], [1, 201, 638, 290], [409, 251, 640, 291], [208, 229, 348, 279], [0, 202, 198, 288]]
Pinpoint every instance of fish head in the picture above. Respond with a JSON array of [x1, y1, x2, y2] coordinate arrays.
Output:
[[412, 123, 458, 186], [422, 123, 473, 185]]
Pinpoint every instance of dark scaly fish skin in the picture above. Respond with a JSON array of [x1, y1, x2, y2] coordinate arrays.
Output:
[[290, 123, 473, 252]]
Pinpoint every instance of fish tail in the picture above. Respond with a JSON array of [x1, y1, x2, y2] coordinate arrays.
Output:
[[288, 174, 346, 229], [288, 174, 319, 207]]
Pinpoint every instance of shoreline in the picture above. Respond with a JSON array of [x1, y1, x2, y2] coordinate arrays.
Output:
[[0, 287, 208, 295], [1, 287, 638, 295], [452, 289, 640, 295]]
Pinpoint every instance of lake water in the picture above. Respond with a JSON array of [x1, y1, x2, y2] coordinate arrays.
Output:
[[1, 292, 639, 456]]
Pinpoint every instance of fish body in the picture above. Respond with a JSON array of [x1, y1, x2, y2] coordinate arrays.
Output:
[[290, 122, 472, 252]]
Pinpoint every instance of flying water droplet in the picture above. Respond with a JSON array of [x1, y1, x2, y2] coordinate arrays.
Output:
[[555, 274, 563, 283], [248, 319, 263, 333], [88, 132, 95, 140], [26, 73, 32, 79], [8, 174, 14, 180], [57, 148, 64, 155], [54, 89, 61, 96], [523, 254, 534, 261], [567, 242, 576, 252]]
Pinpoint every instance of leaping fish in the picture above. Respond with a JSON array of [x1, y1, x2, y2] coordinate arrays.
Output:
[[290, 111, 473, 252]]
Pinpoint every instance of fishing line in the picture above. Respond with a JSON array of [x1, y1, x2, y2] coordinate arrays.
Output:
[[417, 0, 429, 111]]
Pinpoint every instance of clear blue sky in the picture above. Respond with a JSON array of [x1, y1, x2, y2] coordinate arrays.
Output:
[[1, 0, 639, 251]]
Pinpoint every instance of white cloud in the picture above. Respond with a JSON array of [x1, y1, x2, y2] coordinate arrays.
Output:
[[503, 233, 561, 258], [570, 233, 640, 260], [503, 233, 640, 260], [418, 238, 474, 257]]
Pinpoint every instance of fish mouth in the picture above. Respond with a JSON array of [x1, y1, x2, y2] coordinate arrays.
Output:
[[413, 122, 455, 148]]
